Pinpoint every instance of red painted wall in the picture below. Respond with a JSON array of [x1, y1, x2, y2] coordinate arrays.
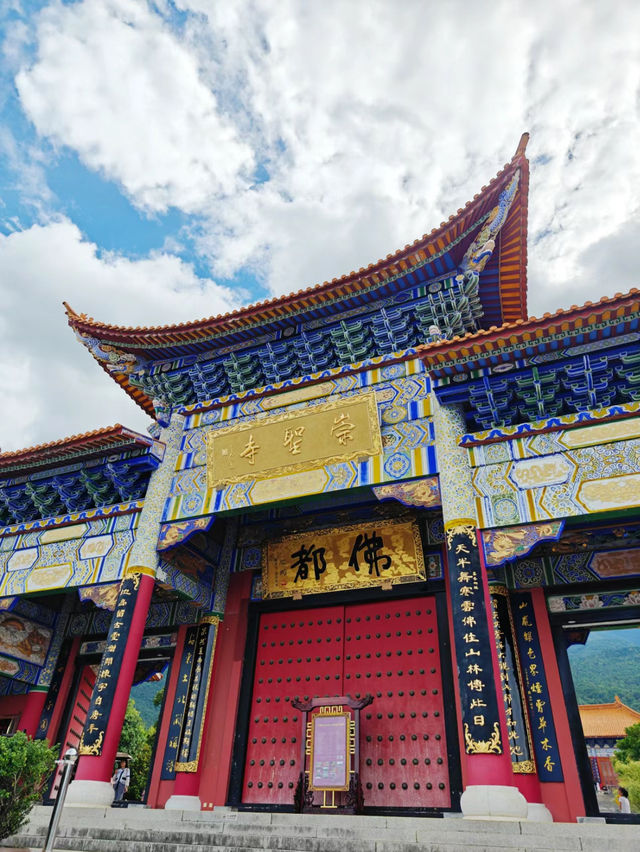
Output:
[[197, 572, 252, 808], [531, 587, 585, 823], [0, 694, 29, 728]]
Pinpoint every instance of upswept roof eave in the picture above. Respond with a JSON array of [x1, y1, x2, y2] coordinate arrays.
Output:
[[0, 424, 158, 477], [579, 696, 640, 738], [417, 288, 640, 373], [64, 136, 530, 348]]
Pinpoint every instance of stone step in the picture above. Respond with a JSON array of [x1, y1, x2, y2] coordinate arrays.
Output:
[[6, 808, 638, 852], [0, 840, 603, 852], [5, 825, 639, 852]]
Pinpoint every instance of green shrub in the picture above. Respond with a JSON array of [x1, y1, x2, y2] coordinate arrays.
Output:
[[0, 732, 57, 840], [613, 758, 640, 813]]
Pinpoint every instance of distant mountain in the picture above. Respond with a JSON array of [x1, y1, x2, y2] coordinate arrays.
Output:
[[568, 628, 640, 711], [130, 679, 165, 728]]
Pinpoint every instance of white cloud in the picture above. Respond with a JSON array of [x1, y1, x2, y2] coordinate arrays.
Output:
[[5, 0, 640, 451], [0, 219, 242, 450], [16, 0, 254, 213], [15, 0, 640, 311], [174, 0, 640, 312]]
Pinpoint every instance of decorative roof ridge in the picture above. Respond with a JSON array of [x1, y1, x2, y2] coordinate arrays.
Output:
[[417, 287, 640, 358], [64, 134, 529, 340], [0, 424, 155, 470], [578, 696, 640, 714]]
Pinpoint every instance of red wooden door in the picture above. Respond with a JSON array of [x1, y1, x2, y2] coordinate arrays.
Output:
[[345, 598, 450, 808], [241, 596, 451, 809], [597, 757, 618, 788], [242, 606, 344, 804], [50, 664, 97, 798]]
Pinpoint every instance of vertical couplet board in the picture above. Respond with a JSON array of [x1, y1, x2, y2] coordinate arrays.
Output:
[[241, 596, 451, 809]]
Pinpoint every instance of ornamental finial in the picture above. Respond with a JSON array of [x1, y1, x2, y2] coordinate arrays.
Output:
[[514, 132, 529, 159]]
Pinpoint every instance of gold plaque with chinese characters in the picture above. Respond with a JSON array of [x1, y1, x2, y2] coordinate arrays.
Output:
[[263, 517, 426, 598], [206, 393, 382, 489]]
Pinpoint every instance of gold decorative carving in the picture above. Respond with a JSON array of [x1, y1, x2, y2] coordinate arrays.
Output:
[[560, 418, 640, 449], [40, 524, 88, 544], [373, 477, 441, 508], [464, 721, 501, 754], [249, 468, 328, 504], [78, 583, 120, 611], [511, 455, 572, 490], [261, 381, 335, 410], [120, 569, 143, 588], [577, 473, 640, 512], [512, 760, 536, 774], [206, 393, 381, 489], [445, 523, 476, 548], [78, 730, 104, 756], [263, 517, 425, 599], [174, 759, 198, 772]]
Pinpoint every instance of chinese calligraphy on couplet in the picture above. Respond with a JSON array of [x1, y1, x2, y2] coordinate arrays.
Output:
[[511, 593, 563, 782], [446, 525, 502, 755]]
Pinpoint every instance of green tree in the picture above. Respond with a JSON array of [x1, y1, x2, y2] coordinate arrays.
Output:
[[614, 723, 640, 764], [153, 687, 165, 709], [117, 699, 152, 801], [0, 732, 57, 840], [612, 758, 640, 812]]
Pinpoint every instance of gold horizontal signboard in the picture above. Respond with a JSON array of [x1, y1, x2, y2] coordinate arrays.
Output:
[[263, 518, 426, 598], [207, 394, 381, 489]]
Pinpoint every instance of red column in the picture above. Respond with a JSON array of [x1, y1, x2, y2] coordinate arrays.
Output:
[[17, 689, 48, 737], [514, 771, 545, 805], [198, 572, 251, 808], [74, 572, 155, 785]]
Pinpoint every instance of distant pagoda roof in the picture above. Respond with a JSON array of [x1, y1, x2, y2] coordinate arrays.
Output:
[[415, 287, 640, 433], [418, 288, 640, 379], [0, 426, 163, 528], [0, 425, 157, 477], [579, 696, 640, 739], [65, 136, 530, 416]]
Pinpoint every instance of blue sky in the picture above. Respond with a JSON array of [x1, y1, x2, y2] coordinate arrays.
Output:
[[0, 0, 639, 450]]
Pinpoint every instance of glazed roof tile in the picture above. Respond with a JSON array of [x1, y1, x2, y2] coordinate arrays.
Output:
[[417, 288, 640, 373], [65, 135, 529, 348], [65, 136, 530, 415], [0, 425, 156, 476], [579, 696, 640, 739]]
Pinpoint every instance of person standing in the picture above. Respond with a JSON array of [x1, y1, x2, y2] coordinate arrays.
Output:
[[111, 759, 130, 805], [618, 786, 631, 814]]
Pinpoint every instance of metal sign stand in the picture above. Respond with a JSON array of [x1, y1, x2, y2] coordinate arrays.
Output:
[[43, 747, 77, 852], [292, 694, 371, 814]]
